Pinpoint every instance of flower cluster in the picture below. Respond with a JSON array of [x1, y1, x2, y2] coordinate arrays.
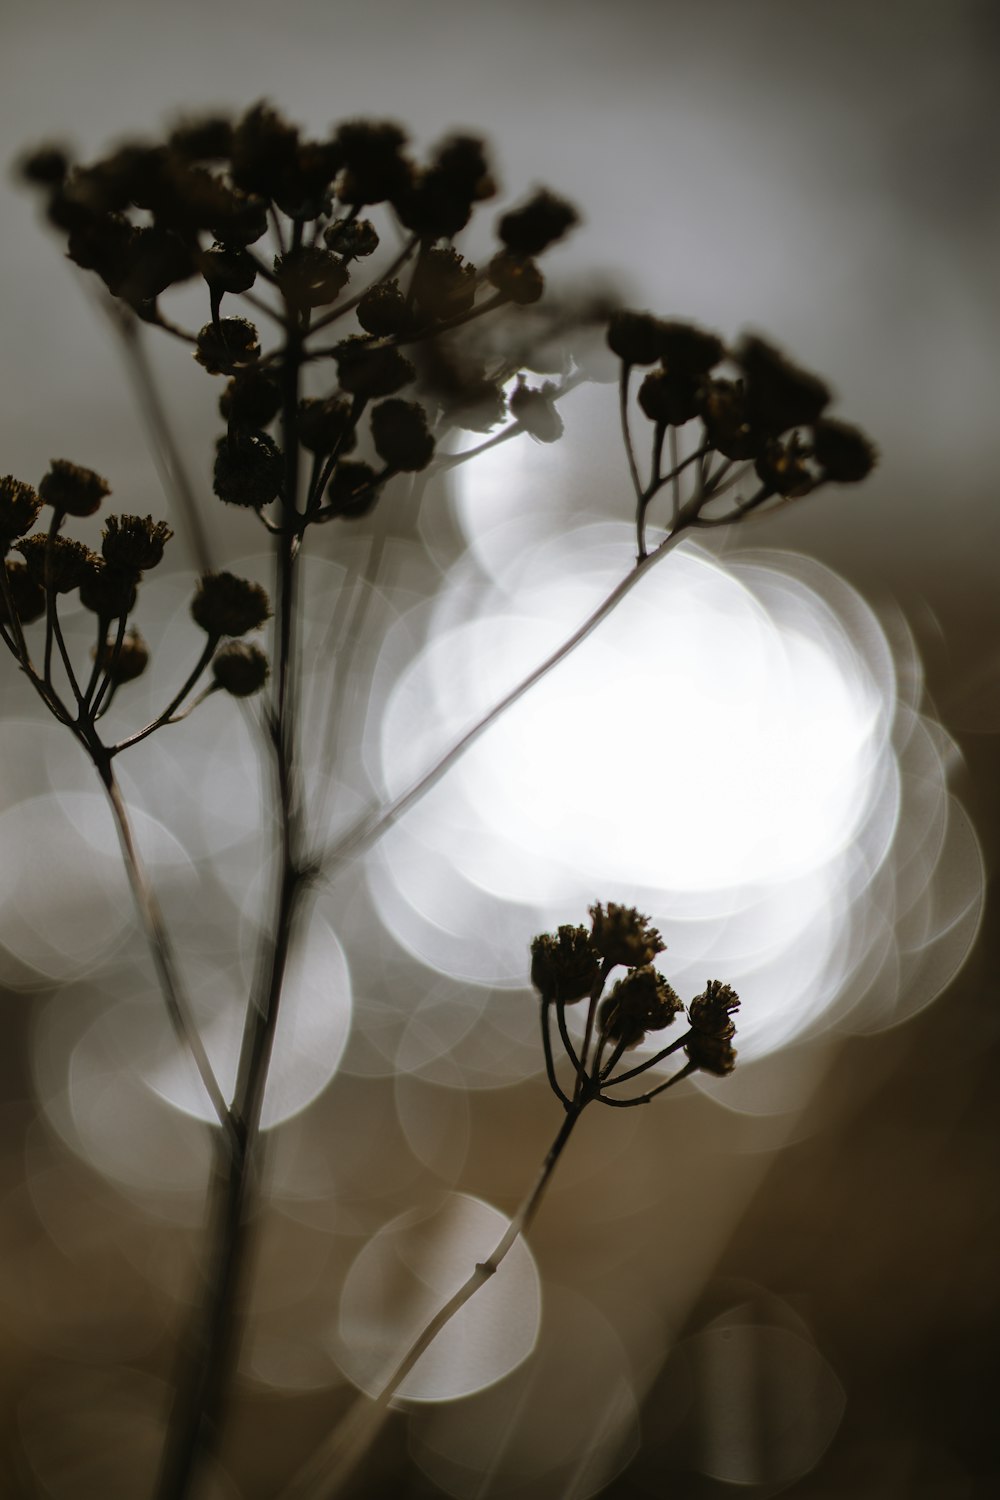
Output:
[[530, 904, 740, 1109], [608, 311, 877, 557], [21, 104, 582, 534]]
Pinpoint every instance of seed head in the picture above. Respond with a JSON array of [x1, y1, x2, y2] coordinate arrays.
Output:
[[0, 562, 45, 626], [333, 337, 415, 398], [737, 335, 831, 434], [195, 318, 260, 376], [589, 903, 665, 968], [530, 925, 601, 1003], [79, 560, 139, 618], [325, 461, 381, 519], [0, 475, 42, 546], [212, 641, 269, 697], [297, 397, 357, 456], [102, 514, 173, 571], [811, 419, 878, 484], [213, 432, 284, 508], [688, 979, 740, 1038], [38, 459, 110, 518], [498, 189, 578, 258], [96, 628, 149, 685], [15, 534, 97, 593], [487, 252, 544, 305], [599, 966, 683, 1047], [370, 399, 435, 472], [190, 572, 271, 637]]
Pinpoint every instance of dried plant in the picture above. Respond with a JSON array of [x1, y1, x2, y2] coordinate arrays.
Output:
[[4, 104, 875, 1499]]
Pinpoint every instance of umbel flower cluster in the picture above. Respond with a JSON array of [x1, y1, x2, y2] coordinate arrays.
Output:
[[531, 903, 741, 1110]]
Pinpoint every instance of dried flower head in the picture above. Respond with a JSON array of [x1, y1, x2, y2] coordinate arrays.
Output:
[[688, 979, 740, 1037], [657, 320, 726, 375], [684, 1029, 738, 1076], [0, 561, 45, 625], [195, 317, 260, 375], [38, 459, 111, 518], [102, 514, 173, 571], [530, 925, 602, 1003], [325, 460, 381, 519], [323, 216, 379, 258], [357, 279, 413, 338], [273, 246, 349, 310], [220, 367, 283, 430], [0, 475, 42, 546], [15, 533, 96, 592], [296, 397, 357, 456], [370, 399, 435, 472], [212, 640, 269, 697], [589, 903, 665, 968], [213, 432, 284, 508], [411, 248, 477, 321], [79, 560, 139, 618], [333, 337, 415, 399], [487, 251, 544, 305], [599, 966, 683, 1047], [334, 119, 411, 205], [509, 378, 563, 443], [737, 334, 831, 434], [638, 368, 701, 428], [190, 572, 271, 637], [606, 310, 664, 366], [811, 418, 878, 484], [754, 435, 815, 499], [498, 188, 578, 259]]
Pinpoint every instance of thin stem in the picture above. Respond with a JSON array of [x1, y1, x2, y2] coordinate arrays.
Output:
[[596, 1058, 696, 1106], [279, 1102, 588, 1500], [316, 523, 694, 879], [100, 765, 231, 1137], [110, 638, 217, 756], [89, 609, 130, 719], [305, 235, 421, 337], [554, 997, 581, 1075], [541, 997, 572, 1108], [573, 961, 612, 1103], [603, 1029, 691, 1087]]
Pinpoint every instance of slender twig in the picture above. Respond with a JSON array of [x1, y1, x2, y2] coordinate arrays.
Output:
[[541, 997, 572, 1108], [110, 638, 217, 756], [315, 523, 694, 880], [596, 1059, 696, 1105], [279, 1102, 588, 1500]]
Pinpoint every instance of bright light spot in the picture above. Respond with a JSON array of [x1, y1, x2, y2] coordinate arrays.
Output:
[[336, 1192, 541, 1402]]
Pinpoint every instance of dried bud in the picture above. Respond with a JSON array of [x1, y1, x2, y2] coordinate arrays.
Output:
[[370, 399, 435, 472], [16, 534, 97, 593], [333, 337, 415, 398], [297, 397, 357, 456], [334, 119, 411, 205], [212, 640, 269, 697], [102, 514, 172, 571], [487, 252, 544, 305], [0, 562, 45, 626], [96, 628, 149, 684], [684, 1029, 737, 1076], [17, 143, 70, 187], [737, 335, 831, 434], [195, 317, 260, 376], [509, 377, 563, 443], [213, 431, 284, 508], [220, 367, 283, 430], [589, 903, 665, 968], [637, 368, 701, 428], [599, 966, 683, 1047], [498, 189, 578, 258], [38, 459, 110, 518], [357, 279, 414, 337], [325, 461, 381, 519], [231, 103, 300, 198], [273, 246, 349, 310], [200, 244, 257, 296], [754, 435, 815, 499], [658, 320, 725, 375], [323, 217, 379, 259], [530, 925, 602, 1003], [411, 248, 477, 321], [688, 979, 740, 1038], [698, 378, 761, 460], [607, 311, 663, 366], [0, 475, 42, 546], [79, 560, 139, 618], [190, 572, 271, 637], [811, 419, 877, 484]]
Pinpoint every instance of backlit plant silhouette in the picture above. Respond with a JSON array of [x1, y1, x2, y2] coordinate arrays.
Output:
[[4, 103, 875, 1499]]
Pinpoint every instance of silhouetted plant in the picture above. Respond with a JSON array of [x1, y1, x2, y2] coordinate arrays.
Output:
[[5, 102, 875, 1500]]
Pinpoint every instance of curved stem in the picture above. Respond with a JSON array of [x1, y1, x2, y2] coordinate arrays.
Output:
[[279, 1102, 587, 1500], [316, 523, 693, 880], [100, 764, 231, 1137]]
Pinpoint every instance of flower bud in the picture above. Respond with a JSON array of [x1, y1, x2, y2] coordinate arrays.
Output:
[[273, 246, 349, 310], [333, 337, 415, 398], [200, 244, 258, 296], [530, 925, 601, 1003], [0, 562, 45, 626], [334, 120, 411, 205], [684, 1030, 737, 1076], [637, 368, 700, 428], [658, 320, 725, 375], [15, 534, 96, 593], [79, 561, 139, 618], [411, 248, 477, 320], [220, 368, 283, 430], [600, 966, 682, 1047], [487, 252, 544, 305], [688, 979, 740, 1037], [811, 419, 877, 484], [212, 640, 269, 697], [357, 279, 414, 337], [589, 903, 665, 968], [213, 431, 284, 508], [323, 217, 379, 259], [38, 459, 111, 518], [0, 475, 42, 546], [190, 572, 271, 637], [607, 311, 663, 366], [754, 436, 814, 499], [498, 189, 578, 258], [195, 318, 260, 376], [737, 335, 830, 434], [101, 514, 173, 571], [297, 397, 357, 456], [325, 461, 381, 519], [370, 399, 435, 471]]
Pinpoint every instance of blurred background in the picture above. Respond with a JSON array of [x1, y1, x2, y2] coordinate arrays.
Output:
[[0, 1, 997, 1496]]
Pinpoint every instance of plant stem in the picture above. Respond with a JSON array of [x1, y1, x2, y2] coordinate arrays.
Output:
[[279, 1101, 588, 1500]]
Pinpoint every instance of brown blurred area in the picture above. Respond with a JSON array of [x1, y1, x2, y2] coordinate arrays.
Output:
[[1, 2, 998, 1497]]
